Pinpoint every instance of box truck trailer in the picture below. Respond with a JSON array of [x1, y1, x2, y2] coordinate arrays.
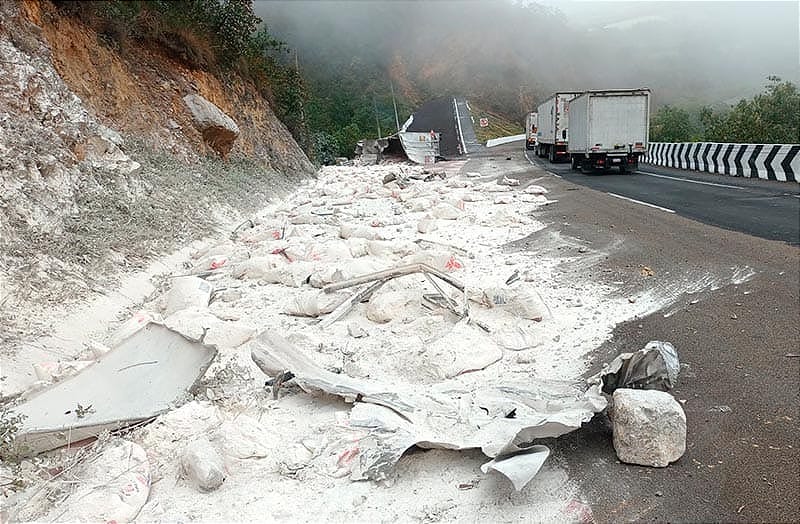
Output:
[[567, 88, 651, 174], [535, 91, 582, 162], [524, 112, 538, 150]]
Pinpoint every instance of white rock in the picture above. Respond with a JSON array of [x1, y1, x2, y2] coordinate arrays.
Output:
[[215, 415, 275, 460], [182, 94, 240, 156], [611, 389, 686, 467], [181, 438, 226, 492], [164, 276, 212, 315]]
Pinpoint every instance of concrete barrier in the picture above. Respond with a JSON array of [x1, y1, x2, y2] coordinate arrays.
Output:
[[486, 134, 526, 148], [644, 142, 799, 183]]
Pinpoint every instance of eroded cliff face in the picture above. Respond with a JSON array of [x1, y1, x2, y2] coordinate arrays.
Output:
[[0, 0, 314, 342], [25, 0, 312, 169]]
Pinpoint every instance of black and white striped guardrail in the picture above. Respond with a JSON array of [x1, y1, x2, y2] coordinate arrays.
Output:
[[645, 142, 799, 182]]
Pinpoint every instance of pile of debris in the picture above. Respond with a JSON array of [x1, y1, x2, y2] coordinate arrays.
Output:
[[2, 161, 686, 521]]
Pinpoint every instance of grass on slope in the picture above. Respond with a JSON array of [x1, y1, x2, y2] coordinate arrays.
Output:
[[468, 103, 524, 144]]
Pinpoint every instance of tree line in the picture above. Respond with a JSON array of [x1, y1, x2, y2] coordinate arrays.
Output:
[[650, 77, 799, 144]]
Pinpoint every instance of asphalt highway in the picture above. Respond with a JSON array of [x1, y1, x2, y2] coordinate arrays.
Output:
[[525, 150, 800, 245], [469, 143, 799, 522]]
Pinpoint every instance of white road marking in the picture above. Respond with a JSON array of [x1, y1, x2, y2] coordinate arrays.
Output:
[[607, 192, 676, 213], [524, 151, 536, 165], [637, 170, 743, 190], [524, 152, 562, 177], [453, 98, 468, 155]]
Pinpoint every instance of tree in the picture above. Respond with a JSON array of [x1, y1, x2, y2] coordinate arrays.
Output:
[[650, 106, 697, 142], [702, 77, 800, 143]]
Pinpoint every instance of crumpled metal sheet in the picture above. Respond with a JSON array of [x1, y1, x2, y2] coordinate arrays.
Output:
[[594, 341, 679, 394], [12, 323, 217, 455], [480, 445, 550, 491], [399, 132, 439, 165], [250, 331, 607, 489]]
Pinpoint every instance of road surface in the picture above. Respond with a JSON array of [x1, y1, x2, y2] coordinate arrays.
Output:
[[405, 97, 461, 157], [525, 150, 800, 245], [469, 143, 799, 523], [453, 97, 484, 155]]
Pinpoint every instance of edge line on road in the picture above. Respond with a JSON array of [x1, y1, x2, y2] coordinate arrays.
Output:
[[637, 170, 744, 190], [607, 192, 676, 213], [453, 98, 468, 155], [524, 151, 562, 177]]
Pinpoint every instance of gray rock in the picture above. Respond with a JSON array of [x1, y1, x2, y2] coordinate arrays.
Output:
[[182, 94, 240, 156], [181, 437, 226, 492], [610, 388, 686, 467]]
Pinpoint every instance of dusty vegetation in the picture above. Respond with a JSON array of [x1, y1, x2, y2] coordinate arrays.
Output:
[[470, 104, 524, 143], [0, 0, 313, 346], [1, 137, 296, 345]]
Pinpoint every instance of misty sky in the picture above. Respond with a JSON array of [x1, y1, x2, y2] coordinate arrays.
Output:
[[256, 1, 799, 110]]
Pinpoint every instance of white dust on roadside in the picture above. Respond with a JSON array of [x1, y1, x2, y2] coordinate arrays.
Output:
[[6, 160, 752, 522]]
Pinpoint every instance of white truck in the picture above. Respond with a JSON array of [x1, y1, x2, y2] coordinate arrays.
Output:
[[567, 88, 651, 174], [524, 112, 538, 150], [535, 91, 582, 162]]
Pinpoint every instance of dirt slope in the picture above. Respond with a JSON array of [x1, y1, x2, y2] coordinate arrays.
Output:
[[0, 0, 314, 345]]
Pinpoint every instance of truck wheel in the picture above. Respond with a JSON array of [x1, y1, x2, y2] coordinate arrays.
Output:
[[580, 161, 593, 174], [548, 148, 556, 163], [619, 163, 627, 174], [570, 156, 579, 170]]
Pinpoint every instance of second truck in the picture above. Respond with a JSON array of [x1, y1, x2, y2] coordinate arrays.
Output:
[[535, 91, 582, 162]]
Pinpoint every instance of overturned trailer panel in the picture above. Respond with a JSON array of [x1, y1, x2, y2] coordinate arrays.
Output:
[[11, 323, 217, 455], [398, 114, 439, 165], [398, 131, 439, 164], [250, 331, 607, 489]]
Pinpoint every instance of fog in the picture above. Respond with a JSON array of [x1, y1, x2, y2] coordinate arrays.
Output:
[[254, 1, 799, 115]]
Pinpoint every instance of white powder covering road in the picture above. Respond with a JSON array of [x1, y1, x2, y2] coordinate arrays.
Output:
[[5, 160, 752, 523]]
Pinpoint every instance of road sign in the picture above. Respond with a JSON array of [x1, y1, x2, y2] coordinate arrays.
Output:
[[479, 118, 489, 127]]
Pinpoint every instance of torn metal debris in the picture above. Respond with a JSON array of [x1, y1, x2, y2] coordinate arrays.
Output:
[[11, 323, 216, 455]]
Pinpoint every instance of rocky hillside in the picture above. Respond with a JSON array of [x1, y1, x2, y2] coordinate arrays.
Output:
[[0, 0, 314, 343]]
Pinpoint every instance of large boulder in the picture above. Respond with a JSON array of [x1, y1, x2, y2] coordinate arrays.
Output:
[[182, 94, 240, 157], [610, 388, 686, 467]]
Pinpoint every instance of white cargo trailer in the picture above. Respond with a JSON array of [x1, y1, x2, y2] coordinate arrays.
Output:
[[524, 112, 538, 150], [568, 88, 651, 174], [535, 91, 582, 162]]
